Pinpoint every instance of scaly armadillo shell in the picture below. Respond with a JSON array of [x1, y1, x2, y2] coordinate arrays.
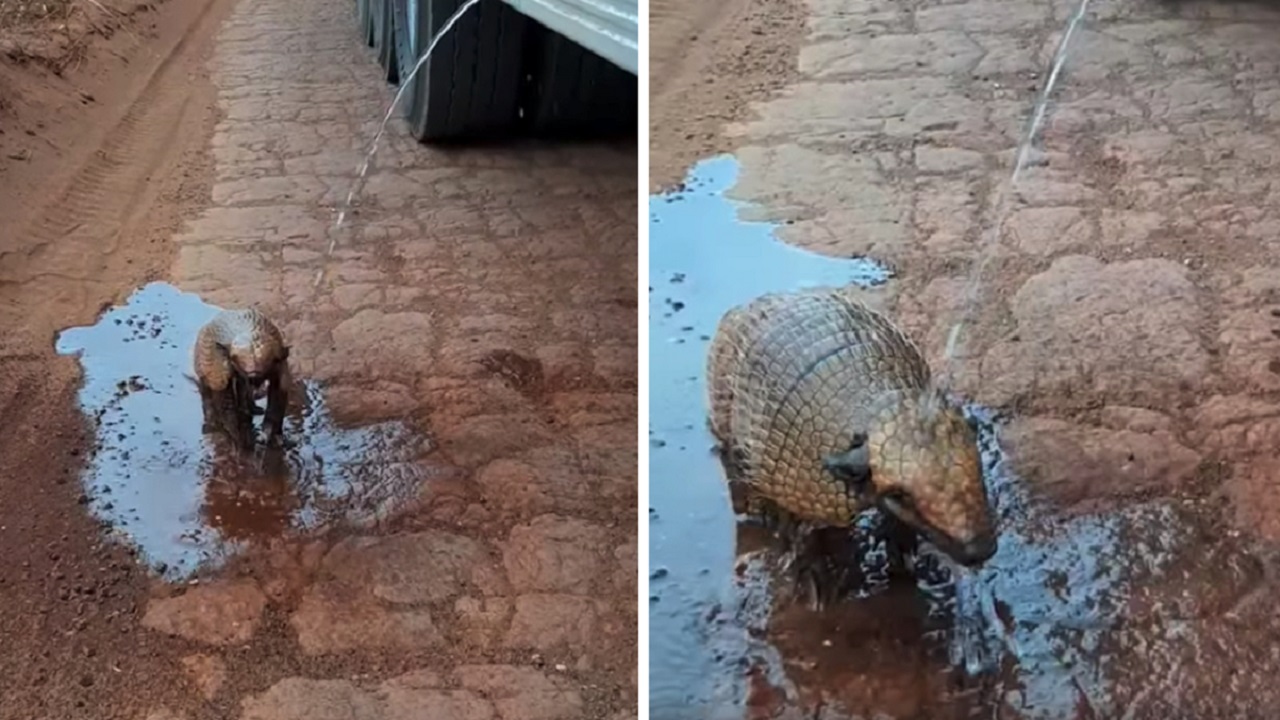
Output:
[[706, 287, 931, 525], [193, 308, 285, 392]]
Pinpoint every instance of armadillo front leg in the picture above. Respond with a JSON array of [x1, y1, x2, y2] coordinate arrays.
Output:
[[880, 511, 920, 581], [226, 375, 257, 452], [197, 385, 221, 435], [263, 359, 290, 447], [201, 382, 253, 451], [790, 526, 870, 610]]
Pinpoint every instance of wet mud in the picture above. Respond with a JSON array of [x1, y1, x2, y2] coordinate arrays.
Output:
[[55, 282, 433, 580], [648, 157, 1276, 720]]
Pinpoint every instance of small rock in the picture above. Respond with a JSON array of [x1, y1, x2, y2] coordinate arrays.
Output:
[[456, 665, 583, 720], [1004, 416, 1201, 507], [239, 677, 381, 720], [320, 532, 507, 606], [289, 590, 440, 656], [141, 580, 267, 646], [503, 516, 609, 593], [504, 594, 602, 651], [978, 256, 1207, 407]]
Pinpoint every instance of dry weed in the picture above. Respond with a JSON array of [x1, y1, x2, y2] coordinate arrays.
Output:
[[0, 0, 75, 31]]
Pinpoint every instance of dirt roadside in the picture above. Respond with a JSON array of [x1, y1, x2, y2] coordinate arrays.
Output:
[[0, 0, 230, 716], [647, 0, 805, 191]]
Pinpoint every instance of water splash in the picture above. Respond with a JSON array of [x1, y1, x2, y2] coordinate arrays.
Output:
[[314, 0, 485, 287], [939, 0, 1094, 378]]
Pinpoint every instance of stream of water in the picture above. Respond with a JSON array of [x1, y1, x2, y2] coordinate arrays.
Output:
[[939, 0, 1094, 380], [315, 0, 485, 287]]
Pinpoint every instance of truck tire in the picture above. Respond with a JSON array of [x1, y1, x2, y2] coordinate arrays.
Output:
[[375, 0, 398, 83], [390, 0, 528, 141], [526, 30, 636, 138], [357, 0, 375, 47]]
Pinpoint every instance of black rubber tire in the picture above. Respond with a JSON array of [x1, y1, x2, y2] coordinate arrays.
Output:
[[526, 30, 636, 139], [391, 0, 529, 142], [375, 0, 398, 84], [357, 0, 375, 48]]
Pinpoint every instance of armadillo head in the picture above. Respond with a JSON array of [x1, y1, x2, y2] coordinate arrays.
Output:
[[824, 389, 997, 567], [217, 337, 287, 398]]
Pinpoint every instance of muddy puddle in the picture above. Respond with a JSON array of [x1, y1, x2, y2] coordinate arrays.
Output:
[[648, 156, 1277, 720], [55, 282, 433, 581]]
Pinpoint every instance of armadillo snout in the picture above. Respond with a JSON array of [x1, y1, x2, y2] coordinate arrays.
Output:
[[955, 533, 997, 567]]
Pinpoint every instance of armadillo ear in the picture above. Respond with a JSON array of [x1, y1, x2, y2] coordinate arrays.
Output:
[[822, 432, 871, 491], [214, 342, 230, 357], [280, 345, 291, 361]]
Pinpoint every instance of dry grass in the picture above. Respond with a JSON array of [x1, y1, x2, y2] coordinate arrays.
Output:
[[0, 0, 76, 31], [0, 0, 136, 72]]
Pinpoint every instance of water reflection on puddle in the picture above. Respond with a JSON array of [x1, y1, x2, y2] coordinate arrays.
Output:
[[647, 156, 1263, 719], [55, 282, 431, 580]]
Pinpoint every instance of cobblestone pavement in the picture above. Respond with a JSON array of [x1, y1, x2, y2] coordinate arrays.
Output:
[[725, 0, 1280, 531], [135, 0, 638, 716], [649, 0, 1280, 717]]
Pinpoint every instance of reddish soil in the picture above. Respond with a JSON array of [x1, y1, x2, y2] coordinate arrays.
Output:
[[0, 0, 229, 716], [647, 0, 806, 190]]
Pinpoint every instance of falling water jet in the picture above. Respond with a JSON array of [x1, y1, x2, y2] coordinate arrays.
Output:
[[939, 0, 1094, 380], [314, 0, 485, 288]]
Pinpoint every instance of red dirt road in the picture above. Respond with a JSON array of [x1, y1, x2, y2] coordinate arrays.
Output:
[[0, 0, 638, 717], [648, 0, 1280, 717]]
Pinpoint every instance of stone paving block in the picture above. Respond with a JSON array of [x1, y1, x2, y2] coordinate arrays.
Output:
[[503, 515, 611, 593], [142, 580, 267, 647], [166, 0, 636, 709]]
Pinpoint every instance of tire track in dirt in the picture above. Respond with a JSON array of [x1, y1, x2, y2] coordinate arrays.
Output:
[[648, 0, 725, 98], [0, 0, 236, 716], [647, 0, 805, 189], [0, 0, 222, 328]]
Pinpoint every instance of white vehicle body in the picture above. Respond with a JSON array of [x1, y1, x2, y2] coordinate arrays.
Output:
[[503, 0, 638, 75], [358, 0, 637, 141]]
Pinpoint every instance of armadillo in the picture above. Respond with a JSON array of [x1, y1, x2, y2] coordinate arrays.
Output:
[[192, 308, 292, 451], [706, 287, 997, 567]]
